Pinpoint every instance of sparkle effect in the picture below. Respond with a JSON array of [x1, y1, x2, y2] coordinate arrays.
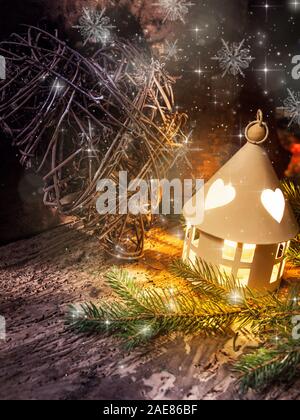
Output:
[[288, 1, 300, 12], [154, 0, 194, 23], [163, 40, 181, 61], [212, 39, 255, 78], [251, 2, 282, 22], [73, 8, 115, 46], [283, 89, 300, 127]]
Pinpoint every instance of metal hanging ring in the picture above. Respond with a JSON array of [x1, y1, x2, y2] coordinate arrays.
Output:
[[245, 109, 269, 145]]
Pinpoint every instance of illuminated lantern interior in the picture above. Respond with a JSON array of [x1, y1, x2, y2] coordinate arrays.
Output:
[[280, 260, 286, 278], [205, 179, 236, 211], [241, 244, 256, 263], [276, 242, 286, 259], [261, 188, 285, 223], [237, 268, 251, 287], [270, 263, 281, 284], [219, 265, 232, 279], [192, 228, 201, 247], [222, 240, 237, 261]]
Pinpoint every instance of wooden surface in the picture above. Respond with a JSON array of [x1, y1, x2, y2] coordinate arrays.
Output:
[[0, 224, 300, 400]]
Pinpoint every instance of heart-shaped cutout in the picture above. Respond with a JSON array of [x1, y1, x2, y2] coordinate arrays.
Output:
[[261, 188, 285, 223], [205, 179, 236, 211]]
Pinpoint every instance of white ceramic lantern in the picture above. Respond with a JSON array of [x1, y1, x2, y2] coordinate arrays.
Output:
[[183, 111, 299, 291]]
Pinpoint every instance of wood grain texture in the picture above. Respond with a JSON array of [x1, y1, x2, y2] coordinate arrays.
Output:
[[0, 224, 299, 400]]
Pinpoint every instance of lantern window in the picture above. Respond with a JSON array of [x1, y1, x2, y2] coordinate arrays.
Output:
[[241, 244, 256, 263], [222, 240, 237, 261], [186, 228, 192, 240], [261, 188, 285, 223], [280, 260, 286, 279], [219, 265, 232, 279], [205, 179, 236, 211], [237, 268, 251, 287], [193, 229, 201, 241], [270, 263, 280, 284], [188, 250, 197, 266], [276, 243, 286, 260]]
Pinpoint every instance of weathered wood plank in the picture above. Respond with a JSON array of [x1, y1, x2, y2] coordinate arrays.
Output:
[[0, 225, 299, 400]]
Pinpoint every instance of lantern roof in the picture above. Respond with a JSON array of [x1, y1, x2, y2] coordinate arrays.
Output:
[[183, 111, 299, 245]]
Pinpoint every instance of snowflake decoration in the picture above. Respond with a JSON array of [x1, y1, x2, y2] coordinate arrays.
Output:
[[163, 40, 181, 61], [212, 39, 254, 78], [130, 58, 167, 87], [73, 8, 115, 46], [154, 0, 194, 23], [283, 89, 300, 127]]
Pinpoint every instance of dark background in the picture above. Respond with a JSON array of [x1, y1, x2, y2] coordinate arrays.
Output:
[[1, 0, 300, 244]]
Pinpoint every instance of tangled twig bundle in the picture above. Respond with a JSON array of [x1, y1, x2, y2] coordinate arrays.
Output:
[[0, 26, 187, 258]]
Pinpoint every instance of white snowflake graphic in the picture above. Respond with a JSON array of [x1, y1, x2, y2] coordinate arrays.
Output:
[[212, 39, 254, 78], [283, 89, 300, 127], [73, 8, 115, 46], [130, 59, 165, 86], [163, 40, 181, 61], [154, 0, 194, 23]]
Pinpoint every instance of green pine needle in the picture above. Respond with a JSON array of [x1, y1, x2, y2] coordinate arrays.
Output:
[[67, 254, 300, 391], [281, 180, 300, 224], [286, 238, 300, 267], [235, 340, 300, 393], [67, 266, 244, 349], [170, 258, 246, 302]]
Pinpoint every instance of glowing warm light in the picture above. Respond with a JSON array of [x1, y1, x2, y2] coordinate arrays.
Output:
[[205, 179, 236, 211], [141, 326, 151, 336], [280, 260, 286, 278], [241, 243, 256, 263], [237, 268, 251, 287], [261, 188, 285, 223], [276, 242, 286, 259], [192, 228, 201, 247], [182, 246, 188, 261], [270, 263, 280, 284], [222, 240, 237, 261], [188, 250, 197, 266], [186, 227, 192, 239], [228, 289, 244, 306], [219, 264, 232, 279]]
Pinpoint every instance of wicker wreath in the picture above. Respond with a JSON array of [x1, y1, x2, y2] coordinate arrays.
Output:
[[0, 26, 187, 259]]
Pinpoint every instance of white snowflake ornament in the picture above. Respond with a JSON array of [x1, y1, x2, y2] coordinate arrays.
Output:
[[283, 89, 300, 127], [73, 8, 115, 46], [154, 0, 194, 23], [163, 40, 181, 61], [212, 39, 254, 78]]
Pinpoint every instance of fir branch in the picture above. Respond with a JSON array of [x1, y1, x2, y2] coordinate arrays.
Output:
[[239, 289, 300, 333], [105, 268, 152, 313], [171, 259, 300, 333], [68, 264, 300, 390], [281, 180, 300, 223], [67, 267, 244, 349], [235, 340, 300, 393], [170, 258, 242, 301], [286, 237, 300, 267]]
